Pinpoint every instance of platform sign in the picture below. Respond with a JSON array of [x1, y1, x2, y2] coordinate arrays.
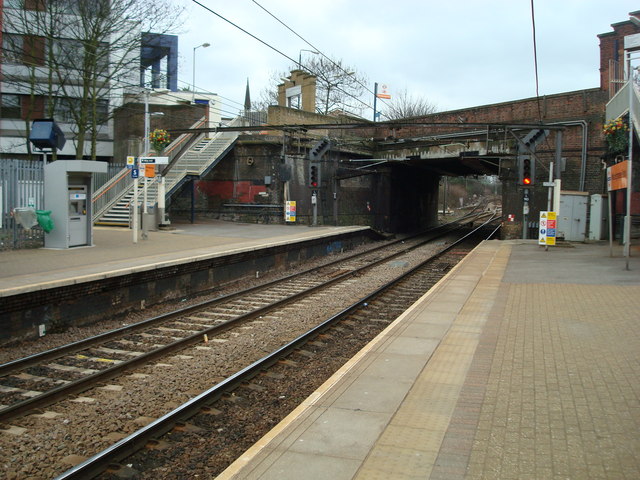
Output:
[[131, 168, 139, 179], [126, 156, 136, 169], [539, 211, 557, 246], [139, 156, 169, 165], [285, 201, 296, 222], [607, 160, 628, 191]]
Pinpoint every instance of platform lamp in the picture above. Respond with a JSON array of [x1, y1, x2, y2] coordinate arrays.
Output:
[[298, 49, 319, 69], [29, 119, 66, 164], [192, 42, 210, 103]]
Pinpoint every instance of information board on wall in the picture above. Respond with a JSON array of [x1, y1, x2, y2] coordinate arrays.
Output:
[[539, 211, 557, 246]]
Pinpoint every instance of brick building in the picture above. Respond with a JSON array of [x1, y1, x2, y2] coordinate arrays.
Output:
[[169, 11, 639, 240]]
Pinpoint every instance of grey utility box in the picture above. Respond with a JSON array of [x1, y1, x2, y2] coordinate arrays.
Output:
[[44, 160, 107, 249], [588, 194, 609, 241], [558, 191, 588, 242]]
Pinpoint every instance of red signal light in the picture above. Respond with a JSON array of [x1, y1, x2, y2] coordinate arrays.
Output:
[[523, 177, 532, 185], [309, 165, 319, 188]]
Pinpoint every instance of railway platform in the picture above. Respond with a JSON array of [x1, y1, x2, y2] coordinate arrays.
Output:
[[0, 220, 370, 295], [218, 240, 640, 480], [0, 220, 374, 343]]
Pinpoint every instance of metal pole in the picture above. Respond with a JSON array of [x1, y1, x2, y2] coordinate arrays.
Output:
[[143, 90, 150, 154], [609, 188, 614, 257], [373, 82, 378, 122], [441, 176, 447, 215], [192, 43, 210, 104], [192, 47, 196, 104], [132, 177, 139, 244], [141, 91, 149, 239], [624, 76, 634, 270], [522, 188, 529, 239], [546, 162, 553, 251], [190, 179, 196, 224], [312, 191, 318, 226], [554, 130, 563, 181]]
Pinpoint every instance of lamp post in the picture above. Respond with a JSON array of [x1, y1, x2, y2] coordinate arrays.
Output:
[[138, 89, 166, 242], [298, 49, 319, 69], [192, 42, 210, 103]]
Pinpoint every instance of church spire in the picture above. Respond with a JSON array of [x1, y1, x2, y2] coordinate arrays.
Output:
[[244, 78, 251, 111]]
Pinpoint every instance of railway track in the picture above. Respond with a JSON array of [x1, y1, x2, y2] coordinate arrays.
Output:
[[46, 217, 499, 479], [0, 214, 493, 424]]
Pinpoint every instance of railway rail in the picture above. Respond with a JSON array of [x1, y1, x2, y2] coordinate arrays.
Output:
[[0, 213, 491, 424], [47, 216, 500, 479]]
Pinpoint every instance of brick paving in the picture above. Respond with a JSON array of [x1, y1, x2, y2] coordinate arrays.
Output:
[[218, 240, 640, 479], [439, 250, 640, 479]]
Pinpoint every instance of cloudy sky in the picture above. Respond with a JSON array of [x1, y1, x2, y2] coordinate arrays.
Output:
[[171, 0, 639, 120]]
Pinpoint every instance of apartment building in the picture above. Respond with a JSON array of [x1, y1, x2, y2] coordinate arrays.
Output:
[[0, 0, 179, 162]]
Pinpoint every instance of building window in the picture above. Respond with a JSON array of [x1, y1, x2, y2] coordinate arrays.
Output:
[[96, 99, 109, 124], [48, 97, 109, 124], [50, 38, 109, 72], [49, 97, 78, 123], [2, 34, 24, 65], [5, 0, 25, 9], [1, 95, 23, 119]]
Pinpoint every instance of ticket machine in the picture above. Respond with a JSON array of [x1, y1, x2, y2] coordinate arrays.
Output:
[[44, 160, 107, 249], [68, 185, 88, 246]]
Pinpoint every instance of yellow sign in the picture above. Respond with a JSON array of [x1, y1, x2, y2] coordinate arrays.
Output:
[[539, 211, 557, 246], [285, 201, 296, 222]]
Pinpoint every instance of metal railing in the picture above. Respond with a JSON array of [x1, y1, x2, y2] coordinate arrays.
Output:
[[92, 165, 131, 221], [91, 116, 208, 222], [0, 160, 45, 250]]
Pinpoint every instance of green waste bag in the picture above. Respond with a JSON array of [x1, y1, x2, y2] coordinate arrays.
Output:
[[36, 210, 54, 233]]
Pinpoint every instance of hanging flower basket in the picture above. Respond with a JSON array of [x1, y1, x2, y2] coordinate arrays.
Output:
[[603, 117, 628, 154], [149, 128, 171, 154]]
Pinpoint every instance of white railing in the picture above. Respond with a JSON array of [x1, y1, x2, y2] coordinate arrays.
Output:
[[606, 80, 640, 134], [92, 116, 208, 222], [92, 167, 132, 221], [163, 117, 243, 195]]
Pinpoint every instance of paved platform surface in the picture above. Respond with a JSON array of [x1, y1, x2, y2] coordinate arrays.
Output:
[[0, 221, 369, 296], [218, 240, 640, 480]]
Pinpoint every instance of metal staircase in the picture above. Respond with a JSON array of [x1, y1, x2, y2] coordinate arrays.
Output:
[[605, 79, 640, 133], [94, 117, 240, 226]]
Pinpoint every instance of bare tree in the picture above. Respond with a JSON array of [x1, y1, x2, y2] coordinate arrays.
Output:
[[254, 70, 284, 112], [382, 88, 437, 120], [2, 0, 184, 159], [305, 56, 367, 116]]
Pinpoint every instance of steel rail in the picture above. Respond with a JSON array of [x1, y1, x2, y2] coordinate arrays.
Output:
[[0, 216, 485, 422], [54, 217, 498, 480], [1, 211, 487, 376]]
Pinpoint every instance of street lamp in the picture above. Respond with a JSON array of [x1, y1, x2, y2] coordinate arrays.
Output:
[[192, 42, 210, 103], [298, 49, 319, 69]]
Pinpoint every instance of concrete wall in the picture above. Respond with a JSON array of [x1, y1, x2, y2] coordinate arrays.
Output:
[[1, 230, 380, 344], [167, 135, 440, 231], [113, 102, 207, 163]]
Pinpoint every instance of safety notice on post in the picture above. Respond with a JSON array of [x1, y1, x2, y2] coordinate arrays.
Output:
[[539, 211, 557, 246], [285, 201, 296, 222]]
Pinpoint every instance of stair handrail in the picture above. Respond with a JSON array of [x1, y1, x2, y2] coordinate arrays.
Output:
[[161, 117, 208, 175], [192, 117, 242, 177], [92, 167, 133, 221], [163, 116, 243, 196], [91, 116, 208, 222]]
